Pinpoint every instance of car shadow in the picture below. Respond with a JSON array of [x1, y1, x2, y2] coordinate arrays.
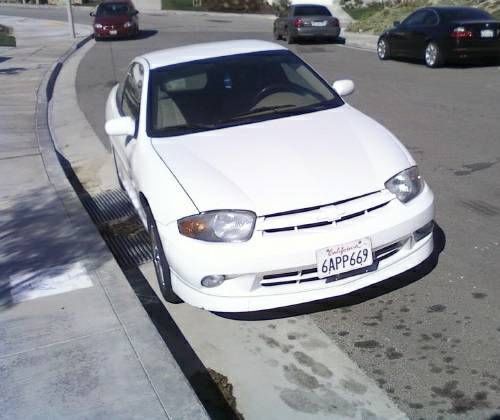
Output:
[[215, 223, 446, 321], [393, 56, 499, 69], [95, 29, 158, 42], [296, 36, 346, 45]]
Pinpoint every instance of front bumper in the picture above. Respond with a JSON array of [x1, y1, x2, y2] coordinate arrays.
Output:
[[94, 25, 137, 39], [159, 184, 435, 312]]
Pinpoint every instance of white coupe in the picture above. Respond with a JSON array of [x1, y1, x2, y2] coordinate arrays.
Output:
[[105, 40, 435, 312]]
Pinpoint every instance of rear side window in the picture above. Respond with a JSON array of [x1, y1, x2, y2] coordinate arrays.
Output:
[[121, 63, 143, 120], [423, 11, 438, 25], [403, 10, 427, 26], [294, 6, 331, 16]]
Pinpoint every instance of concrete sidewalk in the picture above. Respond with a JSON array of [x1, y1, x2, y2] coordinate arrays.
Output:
[[0, 16, 208, 420]]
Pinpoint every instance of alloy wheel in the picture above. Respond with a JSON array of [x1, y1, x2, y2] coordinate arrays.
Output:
[[378, 40, 387, 59], [425, 43, 438, 67]]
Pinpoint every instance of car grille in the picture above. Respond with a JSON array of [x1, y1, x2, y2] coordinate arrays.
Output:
[[256, 190, 394, 235], [259, 239, 406, 287]]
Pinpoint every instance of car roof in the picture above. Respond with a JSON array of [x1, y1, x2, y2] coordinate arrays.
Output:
[[428, 6, 486, 12], [141, 40, 287, 69], [101, 0, 133, 4]]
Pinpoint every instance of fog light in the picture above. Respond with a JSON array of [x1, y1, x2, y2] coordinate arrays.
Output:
[[413, 221, 434, 242], [201, 275, 225, 288]]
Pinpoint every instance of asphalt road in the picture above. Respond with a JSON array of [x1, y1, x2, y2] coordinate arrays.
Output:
[[4, 5, 500, 419]]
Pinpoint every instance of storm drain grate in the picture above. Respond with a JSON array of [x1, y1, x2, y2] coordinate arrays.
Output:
[[80, 189, 153, 268]]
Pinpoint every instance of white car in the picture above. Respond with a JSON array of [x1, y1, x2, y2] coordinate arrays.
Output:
[[105, 40, 435, 312]]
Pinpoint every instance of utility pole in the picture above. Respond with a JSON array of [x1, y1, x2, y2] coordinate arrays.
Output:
[[66, 0, 76, 39]]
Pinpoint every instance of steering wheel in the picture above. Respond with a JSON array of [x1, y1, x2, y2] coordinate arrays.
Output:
[[253, 84, 307, 105], [252, 83, 325, 108]]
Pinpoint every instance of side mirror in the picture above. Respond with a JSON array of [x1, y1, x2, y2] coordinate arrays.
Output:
[[332, 79, 355, 97], [105, 116, 136, 137], [393, 20, 401, 27], [90, 11, 95, 17]]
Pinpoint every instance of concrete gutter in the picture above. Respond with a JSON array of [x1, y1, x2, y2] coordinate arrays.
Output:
[[34, 21, 210, 420]]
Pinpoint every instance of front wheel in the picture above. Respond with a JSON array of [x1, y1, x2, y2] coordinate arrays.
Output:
[[377, 38, 390, 60], [425, 41, 443, 68], [146, 206, 182, 304]]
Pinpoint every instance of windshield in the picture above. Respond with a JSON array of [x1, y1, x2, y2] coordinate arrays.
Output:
[[96, 3, 130, 16], [440, 8, 493, 21], [148, 50, 343, 137], [294, 5, 331, 16]]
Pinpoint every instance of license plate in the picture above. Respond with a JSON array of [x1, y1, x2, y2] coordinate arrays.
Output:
[[312, 21, 327, 27], [481, 29, 494, 38], [316, 238, 373, 279], [109, 30, 118, 35]]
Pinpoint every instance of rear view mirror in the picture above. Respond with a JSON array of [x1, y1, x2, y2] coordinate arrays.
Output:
[[105, 116, 136, 137], [90, 11, 95, 16], [332, 79, 355, 97], [393, 20, 401, 27]]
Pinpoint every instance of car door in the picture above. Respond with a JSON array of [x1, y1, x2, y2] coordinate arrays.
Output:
[[113, 61, 144, 194], [405, 10, 440, 58], [391, 10, 427, 56]]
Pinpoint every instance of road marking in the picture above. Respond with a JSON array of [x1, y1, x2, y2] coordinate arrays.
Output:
[[5, 262, 93, 304]]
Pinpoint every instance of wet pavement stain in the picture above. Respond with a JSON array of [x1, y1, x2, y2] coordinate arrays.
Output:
[[385, 347, 403, 360], [341, 377, 368, 395], [354, 340, 381, 349], [293, 351, 333, 379], [461, 200, 500, 217], [427, 304, 447, 313], [453, 159, 500, 176], [283, 364, 320, 390], [472, 292, 487, 299], [431, 380, 491, 414]]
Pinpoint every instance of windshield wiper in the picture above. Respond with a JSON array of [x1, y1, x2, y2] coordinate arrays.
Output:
[[169, 122, 216, 131], [230, 104, 297, 120]]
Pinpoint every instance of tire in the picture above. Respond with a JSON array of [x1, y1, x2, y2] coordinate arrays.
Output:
[[377, 38, 390, 60], [146, 205, 182, 304], [425, 41, 443, 68], [273, 26, 281, 41], [112, 148, 125, 191]]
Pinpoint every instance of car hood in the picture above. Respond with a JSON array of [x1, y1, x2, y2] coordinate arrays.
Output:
[[151, 105, 414, 216], [94, 15, 130, 25]]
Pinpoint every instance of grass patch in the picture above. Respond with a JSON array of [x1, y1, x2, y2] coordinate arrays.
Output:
[[162, 0, 201, 11], [344, 3, 384, 20], [0, 25, 16, 47]]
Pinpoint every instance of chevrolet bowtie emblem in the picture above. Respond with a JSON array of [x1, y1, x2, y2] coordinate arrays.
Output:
[[315, 205, 345, 222]]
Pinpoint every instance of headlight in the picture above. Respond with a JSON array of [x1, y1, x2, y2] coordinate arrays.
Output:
[[178, 210, 256, 242], [123, 21, 133, 28], [385, 166, 424, 203], [94, 23, 103, 29]]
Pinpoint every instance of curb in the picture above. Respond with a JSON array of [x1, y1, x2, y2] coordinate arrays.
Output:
[[35, 28, 210, 420]]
